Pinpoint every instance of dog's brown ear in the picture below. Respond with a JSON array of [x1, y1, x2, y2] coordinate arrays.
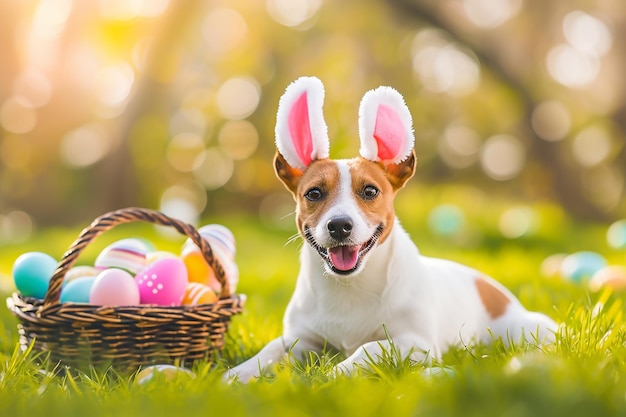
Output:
[[274, 151, 304, 195], [385, 150, 416, 191]]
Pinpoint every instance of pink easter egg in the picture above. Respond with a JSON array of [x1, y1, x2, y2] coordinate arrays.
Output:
[[89, 269, 140, 306], [135, 258, 188, 306]]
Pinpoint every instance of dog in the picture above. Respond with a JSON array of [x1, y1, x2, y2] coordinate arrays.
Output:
[[226, 77, 558, 382]]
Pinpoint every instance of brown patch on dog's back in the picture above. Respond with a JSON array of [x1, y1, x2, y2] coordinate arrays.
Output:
[[475, 277, 511, 319]]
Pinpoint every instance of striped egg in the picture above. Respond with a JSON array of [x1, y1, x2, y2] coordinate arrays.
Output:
[[95, 238, 148, 275], [181, 282, 218, 305]]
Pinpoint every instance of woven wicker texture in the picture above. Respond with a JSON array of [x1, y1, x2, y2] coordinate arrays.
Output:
[[6, 207, 245, 371]]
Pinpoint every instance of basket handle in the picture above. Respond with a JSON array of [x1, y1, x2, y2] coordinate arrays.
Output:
[[42, 207, 231, 309]]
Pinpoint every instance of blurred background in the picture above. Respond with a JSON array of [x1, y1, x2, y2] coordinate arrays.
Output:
[[0, 0, 625, 245]]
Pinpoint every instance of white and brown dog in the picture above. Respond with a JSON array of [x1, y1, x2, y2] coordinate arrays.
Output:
[[227, 77, 557, 382]]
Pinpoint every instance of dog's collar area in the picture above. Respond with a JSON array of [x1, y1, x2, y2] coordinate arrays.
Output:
[[304, 225, 383, 275]]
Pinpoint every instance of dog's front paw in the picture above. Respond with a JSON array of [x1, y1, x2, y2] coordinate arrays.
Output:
[[221, 363, 260, 384]]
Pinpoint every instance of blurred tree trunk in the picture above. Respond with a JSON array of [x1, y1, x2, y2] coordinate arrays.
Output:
[[389, 0, 616, 222]]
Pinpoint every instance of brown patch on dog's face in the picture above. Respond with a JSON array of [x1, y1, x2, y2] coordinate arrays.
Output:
[[475, 277, 511, 319], [292, 159, 341, 234]]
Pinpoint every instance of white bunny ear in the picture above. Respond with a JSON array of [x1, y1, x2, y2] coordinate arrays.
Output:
[[275, 76, 330, 170], [358, 86, 415, 164]]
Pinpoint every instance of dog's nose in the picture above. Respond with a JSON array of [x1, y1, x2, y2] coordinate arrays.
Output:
[[327, 216, 353, 240]]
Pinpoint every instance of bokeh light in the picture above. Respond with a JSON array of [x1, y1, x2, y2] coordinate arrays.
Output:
[[216, 77, 261, 120], [546, 11, 611, 88], [480, 135, 525, 181], [439, 125, 481, 169], [218, 120, 259, 160], [499, 206, 536, 239], [531, 101, 571, 142], [193, 148, 234, 190], [93, 62, 135, 108], [0, 98, 37, 134], [166, 132, 206, 172], [60, 124, 111, 168], [563, 11, 612, 58], [266, 0, 322, 28], [412, 30, 480, 96], [571, 125, 612, 168], [462, 0, 523, 29], [99, 0, 170, 20], [13, 69, 53, 108], [203, 8, 248, 57], [0, 210, 35, 244]]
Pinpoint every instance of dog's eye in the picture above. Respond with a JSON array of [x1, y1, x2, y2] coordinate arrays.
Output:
[[305, 187, 324, 201], [362, 185, 379, 200]]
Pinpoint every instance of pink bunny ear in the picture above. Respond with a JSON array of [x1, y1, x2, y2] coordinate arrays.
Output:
[[275, 77, 330, 170], [358, 86, 415, 164]]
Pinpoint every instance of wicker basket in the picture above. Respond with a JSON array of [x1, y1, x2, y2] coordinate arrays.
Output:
[[6, 207, 245, 371]]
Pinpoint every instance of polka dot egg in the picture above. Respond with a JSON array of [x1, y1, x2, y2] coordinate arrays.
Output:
[[135, 258, 188, 306]]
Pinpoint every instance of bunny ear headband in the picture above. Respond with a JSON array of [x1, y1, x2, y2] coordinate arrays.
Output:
[[275, 76, 415, 170]]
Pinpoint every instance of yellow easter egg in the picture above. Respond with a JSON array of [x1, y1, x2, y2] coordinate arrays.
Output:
[[181, 249, 211, 285], [182, 282, 218, 305], [589, 266, 626, 292]]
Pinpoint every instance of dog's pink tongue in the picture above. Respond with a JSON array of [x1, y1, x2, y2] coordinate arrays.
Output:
[[328, 245, 359, 271]]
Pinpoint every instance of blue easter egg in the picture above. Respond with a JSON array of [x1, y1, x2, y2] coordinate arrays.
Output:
[[60, 276, 96, 303], [560, 251, 607, 283], [607, 220, 626, 250], [427, 204, 465, 236], [12, 252, 58, 298]]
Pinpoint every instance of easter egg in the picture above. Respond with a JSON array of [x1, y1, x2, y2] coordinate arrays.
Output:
[[60, 276, 96, 303], [89, 269, 140, 306], [560, 251, 607, 283], [180, 246, 238, 293], [427, 205, 465, 237], [146, 250, 178, 264], [95, 238, 148, 274], [63, 266, 99, 287], [135, 364, 194, 385], [607, 219, 626, 249], [12, 252, 58, 299], [135, 258, 188, 306], [182, 282, 218, 305], [589, 266, 626, 292]]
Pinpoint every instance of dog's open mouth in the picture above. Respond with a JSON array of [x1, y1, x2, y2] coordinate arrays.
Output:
[[304, 225, 383, 275]]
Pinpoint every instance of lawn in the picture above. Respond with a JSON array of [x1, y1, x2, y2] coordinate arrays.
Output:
[[1, 186, 625, 417]]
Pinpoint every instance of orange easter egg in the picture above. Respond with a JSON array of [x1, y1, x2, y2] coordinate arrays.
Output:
[[181, 249, 211, 285], [182, 282, 218, 305]]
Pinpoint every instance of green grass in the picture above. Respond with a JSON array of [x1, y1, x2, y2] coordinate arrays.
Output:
[[1, 190, 626, 417]]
